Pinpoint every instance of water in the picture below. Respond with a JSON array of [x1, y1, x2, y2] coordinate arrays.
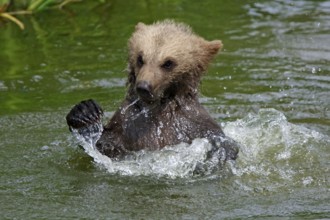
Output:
[[71, 108, 329, 186], [226, 109, 329, 191], [72, 123, 218, 178], [1, 1, 330, 219]]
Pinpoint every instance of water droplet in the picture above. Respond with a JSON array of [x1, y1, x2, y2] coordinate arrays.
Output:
[[302, 176, 313, 186], [98, 54, 106, 60], [41, 145, 49, 151], [31, 75, 43, 82], [121, 98, 139, 115], [311, 67, 316, 74]]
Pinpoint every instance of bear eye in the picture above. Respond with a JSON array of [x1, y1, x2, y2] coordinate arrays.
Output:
[[161, 60, 176, 70], [137, 55, 144, 67]]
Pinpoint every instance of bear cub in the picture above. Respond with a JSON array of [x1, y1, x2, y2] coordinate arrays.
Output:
[[66, 20, 239, 163]]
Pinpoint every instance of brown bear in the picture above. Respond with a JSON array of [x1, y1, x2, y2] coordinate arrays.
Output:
[[66, 20, 239, 163]]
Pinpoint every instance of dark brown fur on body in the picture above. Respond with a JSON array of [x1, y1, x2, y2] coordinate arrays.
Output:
[[97, 93, 224, 158], [67, 20, 238, 161]]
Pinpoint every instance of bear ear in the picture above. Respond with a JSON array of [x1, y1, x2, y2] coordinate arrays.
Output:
[[198, 39, 223, 72], [135, 22, 147, 31], [206, 40, 223, 57]]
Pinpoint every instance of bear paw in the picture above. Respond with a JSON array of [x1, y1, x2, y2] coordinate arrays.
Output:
[[66, 99, 104, 130]]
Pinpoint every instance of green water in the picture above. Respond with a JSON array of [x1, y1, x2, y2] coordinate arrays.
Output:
[[1, 1, 329, 219]]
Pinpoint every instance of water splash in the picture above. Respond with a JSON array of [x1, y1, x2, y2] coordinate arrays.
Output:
[[71, 108, 329, 184], [71, 122, 113, 170], [120, 98, 155, 120], [224, 108, 330, 191], [72, 124, 217, 178], [70, 119, 223, 178], [109, 139, 216, 178], [120, 98, 139, 115]]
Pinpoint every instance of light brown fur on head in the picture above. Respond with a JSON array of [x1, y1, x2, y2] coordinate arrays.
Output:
[[127, 19, 223, 103]]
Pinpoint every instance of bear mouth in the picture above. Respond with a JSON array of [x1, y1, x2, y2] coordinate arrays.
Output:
[[135, 81, 179, 104], [135, 81, 156, 103], [137, 90, 155, 103]]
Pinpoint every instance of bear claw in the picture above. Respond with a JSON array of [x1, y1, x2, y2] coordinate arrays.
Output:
[[66, 99, 103, 129]]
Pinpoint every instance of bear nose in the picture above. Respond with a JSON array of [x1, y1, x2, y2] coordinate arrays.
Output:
[[136, 81, 154, 101]]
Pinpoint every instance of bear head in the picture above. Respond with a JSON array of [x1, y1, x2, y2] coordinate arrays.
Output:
[[127, 20, 222, 104]]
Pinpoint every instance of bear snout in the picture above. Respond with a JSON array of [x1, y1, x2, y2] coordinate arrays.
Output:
[[136, 81, 154, 102]]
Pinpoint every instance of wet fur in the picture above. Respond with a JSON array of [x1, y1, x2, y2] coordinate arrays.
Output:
[[67, 20, 238, 161]]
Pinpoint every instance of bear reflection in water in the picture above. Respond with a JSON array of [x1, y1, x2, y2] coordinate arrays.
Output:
[[66, 20, 239, 165]]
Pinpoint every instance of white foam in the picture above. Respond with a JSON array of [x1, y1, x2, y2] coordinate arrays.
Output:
[[73, 127, 215, 178], [70, 108, 329, 185], [224, 108, 329, 190]]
